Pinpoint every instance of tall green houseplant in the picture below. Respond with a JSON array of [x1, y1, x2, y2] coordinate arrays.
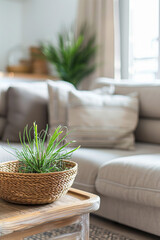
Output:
[[41, 26, 97, 87]]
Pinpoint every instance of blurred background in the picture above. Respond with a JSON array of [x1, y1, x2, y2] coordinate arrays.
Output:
[[0, 0, 160, 82]]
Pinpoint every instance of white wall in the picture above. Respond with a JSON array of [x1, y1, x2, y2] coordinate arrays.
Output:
[[22, 0, 78, 47], [0, 0, 23, 71], [0, 0, 78, 71]]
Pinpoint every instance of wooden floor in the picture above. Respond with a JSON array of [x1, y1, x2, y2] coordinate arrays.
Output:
[[90, 215, 160, 240]]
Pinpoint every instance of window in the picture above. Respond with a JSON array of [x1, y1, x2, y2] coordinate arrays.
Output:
[[129, 0, 159, 80]]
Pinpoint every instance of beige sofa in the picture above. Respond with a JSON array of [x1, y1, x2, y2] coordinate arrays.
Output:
[[0, 78, 160, 236]]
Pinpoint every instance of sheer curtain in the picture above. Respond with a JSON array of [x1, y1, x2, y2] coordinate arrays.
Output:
[[77, 0, 120, 89]]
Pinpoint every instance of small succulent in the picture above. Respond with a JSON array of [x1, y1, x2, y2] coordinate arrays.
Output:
[[6, 123, 80, 173]]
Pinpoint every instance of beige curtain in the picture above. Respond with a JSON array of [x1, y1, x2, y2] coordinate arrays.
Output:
[[77, 0, 120, 89]]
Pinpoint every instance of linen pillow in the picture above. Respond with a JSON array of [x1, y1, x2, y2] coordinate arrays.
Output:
[[67, 90, 139, 150], [47, 80, 115, 134], [47, 80, 76, 133], [2, 86, 48, 142]]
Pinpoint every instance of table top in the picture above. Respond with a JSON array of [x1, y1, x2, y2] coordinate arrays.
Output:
[[0, 188, 100, 237]]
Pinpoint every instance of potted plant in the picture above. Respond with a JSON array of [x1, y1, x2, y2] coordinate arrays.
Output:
[[0, 123, 80, 205], [41, 26, 97, 87]]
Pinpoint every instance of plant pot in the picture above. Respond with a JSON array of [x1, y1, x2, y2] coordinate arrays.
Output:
[[0, 160, 77, 205]]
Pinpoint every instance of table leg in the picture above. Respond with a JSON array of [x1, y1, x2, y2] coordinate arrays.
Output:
[[81, 213, 89, 240]]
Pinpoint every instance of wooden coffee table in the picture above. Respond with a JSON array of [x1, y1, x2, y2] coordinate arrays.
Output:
[[0, 188, 100, 240]]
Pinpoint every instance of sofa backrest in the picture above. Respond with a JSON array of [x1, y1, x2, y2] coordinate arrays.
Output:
[[90, 78, 160, 145], [1, 78, 160, 145], [0, 80, 48, 140], [0, 83, 10, 138]]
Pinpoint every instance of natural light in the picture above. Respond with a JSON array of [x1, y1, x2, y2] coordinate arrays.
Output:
[[129, 0, 159, 80]]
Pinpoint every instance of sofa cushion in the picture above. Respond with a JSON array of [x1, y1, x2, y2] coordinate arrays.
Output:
[[0, 81, 48, 114], [72, 143, 160, 193], [2, 85, 48, 142], [90, 78, 160, 145], [47, 80, 75, 134], [0, 117, 6, 138], [96, 153, 160, 208], [47, 80, 114, 135], [90, 78, 160, 119], [135, 118, 160, 144], [67, 90, 139, 150], [0, 83, 10, 117]]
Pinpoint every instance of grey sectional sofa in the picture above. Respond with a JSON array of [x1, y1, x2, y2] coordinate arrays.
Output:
[[0, 78, 160, 236]]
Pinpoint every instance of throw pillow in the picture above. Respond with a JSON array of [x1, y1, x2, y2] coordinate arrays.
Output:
[[2, 86, 48, 142], [67, 90, 139, 150], [47, 80, 114, 134], [47, 80, 75, 134]]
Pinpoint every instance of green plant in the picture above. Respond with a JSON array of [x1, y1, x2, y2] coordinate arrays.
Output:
[[6, 123, 80, 173], [41, 26, 97, 87]]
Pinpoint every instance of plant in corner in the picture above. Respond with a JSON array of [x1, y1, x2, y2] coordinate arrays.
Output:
[[0, 123, 80, 205], [41, 25, 97, 87]]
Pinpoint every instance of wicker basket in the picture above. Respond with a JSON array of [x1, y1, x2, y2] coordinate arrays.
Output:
[[0, 160, 77, 205]]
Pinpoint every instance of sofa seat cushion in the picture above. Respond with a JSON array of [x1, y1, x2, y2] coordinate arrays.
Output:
[[72, 143, 160, 193], [96, 154, 160, 208]]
